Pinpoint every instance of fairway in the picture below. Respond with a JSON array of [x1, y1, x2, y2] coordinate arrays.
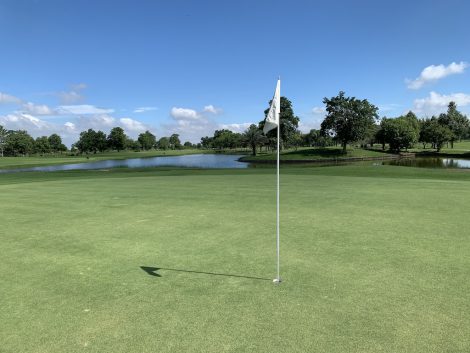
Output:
[[1, 166, 469, 353]]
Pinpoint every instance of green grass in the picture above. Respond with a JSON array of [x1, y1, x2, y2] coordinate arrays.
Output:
[[241, 146, 392, 161], [1, 166, 469, 352]]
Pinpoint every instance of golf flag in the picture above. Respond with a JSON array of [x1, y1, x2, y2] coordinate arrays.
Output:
[[263, 79, 281, 134]]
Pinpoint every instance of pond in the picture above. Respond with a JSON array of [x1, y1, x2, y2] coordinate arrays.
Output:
[[384, 157, 470, 169], [0, 154, 249, 173]]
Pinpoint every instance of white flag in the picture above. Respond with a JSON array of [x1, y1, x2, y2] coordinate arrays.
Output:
[[263, 79, 281, 134]]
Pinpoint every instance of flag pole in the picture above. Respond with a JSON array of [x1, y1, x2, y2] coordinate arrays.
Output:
[[274, 77, 281, 284]]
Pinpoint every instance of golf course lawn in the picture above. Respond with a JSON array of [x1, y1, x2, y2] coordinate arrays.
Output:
[[1, 165, 469, 352]]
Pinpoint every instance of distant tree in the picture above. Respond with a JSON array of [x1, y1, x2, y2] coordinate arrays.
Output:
[[427, 118, 453, 152], [288, 130, 303, 150], [107, 127, 127, 151], [321, 91, 379, 152], [48, 133, 67, 153], [157, 137, 170, 150], [380, 114, 419, 152], [0, 125, 9, 157], [437, 102, 469, 148], [4, 130, 35, 156], [260, 96, 300, 148], [212, 129, 242, 149], [183, 141, 193, 148], [126, 138, 141, 151], [34, 136, 51, 155], [138, 130, 157, 150], [243, 124, 266, 156], [75, 129, 107, 153], [169, 134, 182, 149], [200, 136, 213, 149]]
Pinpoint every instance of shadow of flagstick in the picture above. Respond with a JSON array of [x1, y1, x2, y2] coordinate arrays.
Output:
[[140, 266, 271, 281]]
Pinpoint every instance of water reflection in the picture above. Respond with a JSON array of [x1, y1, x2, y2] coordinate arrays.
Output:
[[0, 154, 248, 173], [385, 157, 470, 169]]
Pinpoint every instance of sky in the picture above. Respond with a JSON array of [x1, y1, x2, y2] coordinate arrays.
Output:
[[1, 0, 469, 146]]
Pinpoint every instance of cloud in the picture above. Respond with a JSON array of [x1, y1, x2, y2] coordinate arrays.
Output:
[[203, 105, 222, 114], [170, 107, 202, 121], [219, 123, 252, 133], [119, 118, 148, 132], [413, 91, 470, 115], [0, 92, 22, 104], [312, 106, 325, 114], [56, 105, 115, 115], [407, 61, 468, 89], [58, 83, 87, 104], [21, 102, 55, 115], [134, 106, 158, 113]]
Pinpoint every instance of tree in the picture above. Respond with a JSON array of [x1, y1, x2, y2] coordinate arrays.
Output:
[[0, 125, 9, 157], [380, 114, 419, 152], [138, 130, 157, 150], [260, 96, 300, 148], [169, 134, 181, 149], [75, 129, 107, 154], [107, 127, 127, 151], [48, 133, 66, 153], [183, 141, 193, 148], [321, 91, 379, 152], [437, 102, 469, 148], [243, 124, 266, 156], [200, 136, 213, 149], [34, 136, 51, 155], [157, 137, 170, 150], [422, 117, 453, 152], [126, 138, 141, 151], [4, 130, 35, 156]]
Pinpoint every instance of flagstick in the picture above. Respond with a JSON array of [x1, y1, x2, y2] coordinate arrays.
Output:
[[273, 78, 281, 284]]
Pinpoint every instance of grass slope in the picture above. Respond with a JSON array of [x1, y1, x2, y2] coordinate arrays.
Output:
[[241, 146, 392, 161], [1, 166, 469, 353]]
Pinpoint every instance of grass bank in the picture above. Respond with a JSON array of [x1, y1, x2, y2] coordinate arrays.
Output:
[[240, 146, 395, 163], [1, 165, 469, 352]]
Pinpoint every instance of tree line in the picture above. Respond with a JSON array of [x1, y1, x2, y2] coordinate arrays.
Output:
[[1, 91, 468, 157]]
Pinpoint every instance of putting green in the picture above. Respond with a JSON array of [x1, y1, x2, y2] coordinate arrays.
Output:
[[1, 166, 469, 353]]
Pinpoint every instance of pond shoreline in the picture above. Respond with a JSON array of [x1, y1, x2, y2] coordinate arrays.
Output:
[[239, 154, 401, 164]]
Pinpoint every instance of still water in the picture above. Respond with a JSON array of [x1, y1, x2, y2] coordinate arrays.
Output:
[[384, 157, 470, 169], [0, 154, 248, 173]]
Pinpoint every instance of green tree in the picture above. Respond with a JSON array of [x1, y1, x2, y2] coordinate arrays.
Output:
[[437, 102, 469, 148], [4, 130, 35, 156], [321, 91, 379, 152], [157, 136, 170, 150], [260, 96, 300, 148], [107, 127, 127, 151], [183, 141, 193, 148], [380, 114, 419, 152], [421, 117, 453, 152], [200, 136, 213, 149], [34, 136, 51, 154], [75, 129, 107, 154], [0, 125, 10, 157], [125, 138, 141, 151], [138, 130, 157, 150], [48, 133, 67, 153], [243, 124, 266, 156], [169, 134, 181, 149]]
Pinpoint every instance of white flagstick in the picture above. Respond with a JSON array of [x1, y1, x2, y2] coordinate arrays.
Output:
[[273, 78, 281, 284]]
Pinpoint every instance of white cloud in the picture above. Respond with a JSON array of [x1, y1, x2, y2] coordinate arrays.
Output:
[[119, 118, 147, 132], [134, 106, 158, 113], [219, 123, 252, 133], [312, 106, 325, 114], [407, 61, 468, 89], [21, 102, 55, 115], [0, 92, 22, 104], [170, 107, 202, 121], [58, 83, 86, 104], [413, 91, 470, 115], [203, 105, 222, 114], [56, 105, 115, 115]]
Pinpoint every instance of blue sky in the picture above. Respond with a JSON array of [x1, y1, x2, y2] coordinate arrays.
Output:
[[1, 0, 469, 145]]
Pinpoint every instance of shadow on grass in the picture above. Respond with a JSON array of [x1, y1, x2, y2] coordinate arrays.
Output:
[[140, 266, 271, 281]]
